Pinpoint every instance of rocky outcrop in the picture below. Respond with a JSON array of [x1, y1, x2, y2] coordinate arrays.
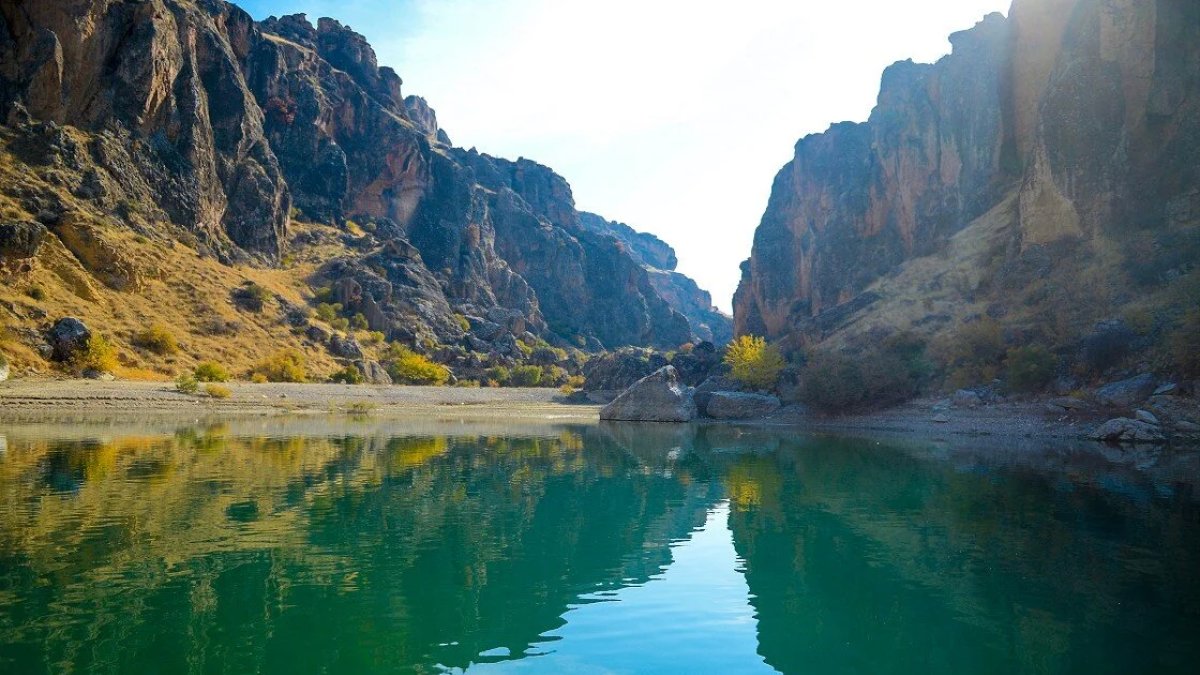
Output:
[[0, 0, 725, 361], [702, 392, 782, 420], [600, 366, 698, 423], [1091, 418, 1166, 444], [0, 221, 45, 260], [0, 0, 291, 260], [1095, 374, 1157, 409], [734, 1, 1200, 356], [47, 317, 89, 362]]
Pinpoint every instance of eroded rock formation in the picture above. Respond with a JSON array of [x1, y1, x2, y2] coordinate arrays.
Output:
[[0, 0, 719, 361], [734, 0, 1200, 353]]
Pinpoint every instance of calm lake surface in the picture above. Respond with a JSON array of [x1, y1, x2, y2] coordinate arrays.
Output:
[[0, 416, 1197, 674]]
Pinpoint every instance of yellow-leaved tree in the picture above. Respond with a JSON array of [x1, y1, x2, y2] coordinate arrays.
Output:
[[723, 335, 785, 391]]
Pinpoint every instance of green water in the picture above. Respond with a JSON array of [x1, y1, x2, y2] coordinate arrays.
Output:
[[0, 417, 1197, 674]]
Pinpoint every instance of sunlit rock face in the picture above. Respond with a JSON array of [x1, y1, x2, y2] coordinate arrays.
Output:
[[734, 0, 1200, 348], [0, 1, 717, 350]]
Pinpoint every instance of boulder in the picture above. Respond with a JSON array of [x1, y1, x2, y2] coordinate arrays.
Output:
[[328, 333, 364, 360], [1095, 374, 1157, 408], [0, 355, 9, 382], [1090, 418, 1166, 444], [703, 391, 781, 420], [48, 317, 91, 362], [932, 413, 951, 424], [354, 360, 392, 385], [305, 324, 331, 344], [693, 375, 738, 411], [0, 221, 48, 260], [600, 366, 697, 423], [1134, 409, 1159, 425], [952, 389, 983, 409]]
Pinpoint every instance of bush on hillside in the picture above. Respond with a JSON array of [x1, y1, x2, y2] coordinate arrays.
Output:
[[134, 323, 179, 355], [724, 335, 786, 391], [1169, 309, 1200, 377], [509, 365, 543, 388], [232, 282, 271, 313], [384, 344, 450, 385], [330, 364, 365, 385], [250, 349, 307, 383], [194, 361, 231, 383], [932, 319, 1006, 389], [71, 334, 118, 374], [799, 333, 932, 413], [1004, 345, 1058, 392]]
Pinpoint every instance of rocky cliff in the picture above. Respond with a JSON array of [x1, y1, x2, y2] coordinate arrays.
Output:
[[580, 212, 732, 345], [734, 0, 1200, 365], [0, 0, 718, 379]]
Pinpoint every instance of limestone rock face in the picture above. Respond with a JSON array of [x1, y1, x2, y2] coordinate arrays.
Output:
[[580, 212, 732, 345], [600, 366, 698, 423], [734, 1, 1200, 354], [0, 1, 724, 355], [0, 0, 291, 260]]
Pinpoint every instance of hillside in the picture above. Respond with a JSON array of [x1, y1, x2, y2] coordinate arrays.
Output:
[[734, 0, 1200, 402], [0, 0, 724, 383]]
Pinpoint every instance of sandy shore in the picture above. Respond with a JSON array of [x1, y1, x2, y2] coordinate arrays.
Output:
[[0, 378, 600, 420]]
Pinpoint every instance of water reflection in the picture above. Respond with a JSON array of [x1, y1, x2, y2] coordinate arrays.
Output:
[[0, 416, 1196, 674]]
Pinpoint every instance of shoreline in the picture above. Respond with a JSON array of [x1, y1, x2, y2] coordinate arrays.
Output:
[[0, 378, 1130, 445], [0, 379, 600, 420]]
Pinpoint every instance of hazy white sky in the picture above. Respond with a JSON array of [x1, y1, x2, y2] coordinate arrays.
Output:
[[239, 0, 1012, 311]]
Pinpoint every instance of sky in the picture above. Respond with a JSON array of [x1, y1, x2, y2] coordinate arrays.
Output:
[[237, 0, 1012, 311]]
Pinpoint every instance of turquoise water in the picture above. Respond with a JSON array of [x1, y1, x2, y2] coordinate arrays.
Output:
[[0, 417, 1197, 674]]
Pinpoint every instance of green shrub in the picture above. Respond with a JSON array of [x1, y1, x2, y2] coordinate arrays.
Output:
[[330, 364, 365, 384], [509, 365, 544, 387], [798, 335, 931, 413], [486, 366, 511, 387], [330, 317, 350, 332], [251, 349, 307, 383], [1004, 345, 1058, 392], [134, 323, 179, 355], [232, 282, 271, 312], [454, 313, 471, 332], [1169, 309, 1200, 377], [27, 286, 45, 301], [365, 331, 386, 344], [384, 344, 450, 385], [315, 302, 342, 323], [724, 335, 785, 390], [205, 383, 232, 399], [72, 334, 118, 374], [349, 313, 369, 331], [194, 361, 231, 383], [313, 286, 336, 305], [932, 319, 1006, 389], [175, 373, 199, 395]]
